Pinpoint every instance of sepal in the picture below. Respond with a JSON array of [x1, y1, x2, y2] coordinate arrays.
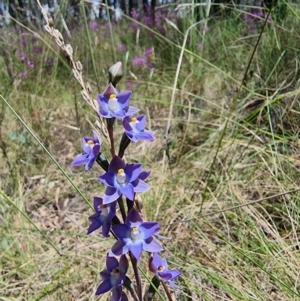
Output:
[[147, 275, 161, 301], [119, 132, 131, 157], [96, 153, 110, 171]]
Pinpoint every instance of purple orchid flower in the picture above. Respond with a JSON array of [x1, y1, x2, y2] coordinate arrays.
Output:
[[71, 130, 102, 170], [87, 197, 116, 237], [122, 115, 155, 143], [109, 208, 163, 260], [98, 83, 138, 119], [96, 254, 128, 300], [99, 156, 150, 204], [149, 253, 181, 288]]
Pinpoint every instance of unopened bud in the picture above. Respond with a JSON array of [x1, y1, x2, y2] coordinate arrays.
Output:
[[108, 61, 123, 87]]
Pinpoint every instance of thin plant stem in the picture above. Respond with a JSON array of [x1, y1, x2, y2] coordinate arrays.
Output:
[[108, 123, 116, 157], [161, 280, 173, 301], [117, 196, 127, 222], [129, 253, 142, 301]]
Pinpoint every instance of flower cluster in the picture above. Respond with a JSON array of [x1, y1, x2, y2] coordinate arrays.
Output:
[[132, 48, 155, 70], [71, 62, 181, 300]]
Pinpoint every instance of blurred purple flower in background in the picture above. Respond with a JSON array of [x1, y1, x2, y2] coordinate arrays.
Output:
[[72, 130, 102, 170], [20, 53, 27, 62], [110, 208, 163, 260], [99, 156, 150, 204], [131, 9, 139, 19], [89, 20, 99, 31], [27, 61, 34, 68], [132, 56, 148, 67], [88, 197, 116, 237], [145, 48, 154, 60], [122, 115, 155, 143], [244, 0, 265, 33], [96, 255, 128, 300], [33, 46, 43, 54], [117, 44, 127, 52], [126, 82, 136, 90], [21, 38, 27, 46], [149, 253, 181, 288]]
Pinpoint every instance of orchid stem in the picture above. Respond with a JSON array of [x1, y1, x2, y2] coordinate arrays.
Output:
[[117, 196, 127, 222], [161, 281, 173, 301], [129, 252, 142, 301], [107, 123, 116, 157]]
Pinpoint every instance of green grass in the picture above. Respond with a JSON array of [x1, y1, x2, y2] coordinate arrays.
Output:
[[1, 1, 300, 300]]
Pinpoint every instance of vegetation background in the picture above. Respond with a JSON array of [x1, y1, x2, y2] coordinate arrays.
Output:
[[1, 0, 300, 300]]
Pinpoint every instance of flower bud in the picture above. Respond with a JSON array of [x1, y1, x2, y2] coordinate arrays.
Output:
[[108, 61, 123, 86], [147, 275, 161, 301]]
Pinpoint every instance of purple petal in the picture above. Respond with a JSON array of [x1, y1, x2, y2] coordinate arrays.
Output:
[[112, 224, 130, 240], [139, 222, 160, 239], [119, 255, 129, 274], [125, 132, 138, 143], [135, 131, 155, 141], [126, 106, 139, 116], [112, 109, 128, 119], [149, 253, 160, 273], [95, 278, 112, 295], [107, 202, 117, 219], [92, 143, 100, 157], [100, 269, 111, 280], [102, 221, 112, 237], [161, 257, 169, 269], [139, 170, 151, 181], [169, 270, 181, 280], [111, 240, 128, 256], [132, 179, 150, 193], [103, 83, 118, 99], [109, 156, 125, 172], [98, 97, 110, 113], [85, 156, 97, 170], [99, 172, 116, 187], [117, 91, 132, 108], [71, 154, 88, 166], [106, 256, 119, 270], [125, 163, 142, 182], [126, 208, 143, 225], [87, 219, 103, 234], [103, 187, 120, 204], [135, 115, 146, 131], [167, 279, 181, 289], [111, 286, 123, 301], [122, 117, 132, 131], [93, 197, 103, 212], [128, 241, 143, 260], [99, 108, 112, 118], [158, 271, 174, 281], [152, 252, 163, 267], [88, 212, 100, 222], [119, 183, 135, 200], [143, 238, 164, 253]]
